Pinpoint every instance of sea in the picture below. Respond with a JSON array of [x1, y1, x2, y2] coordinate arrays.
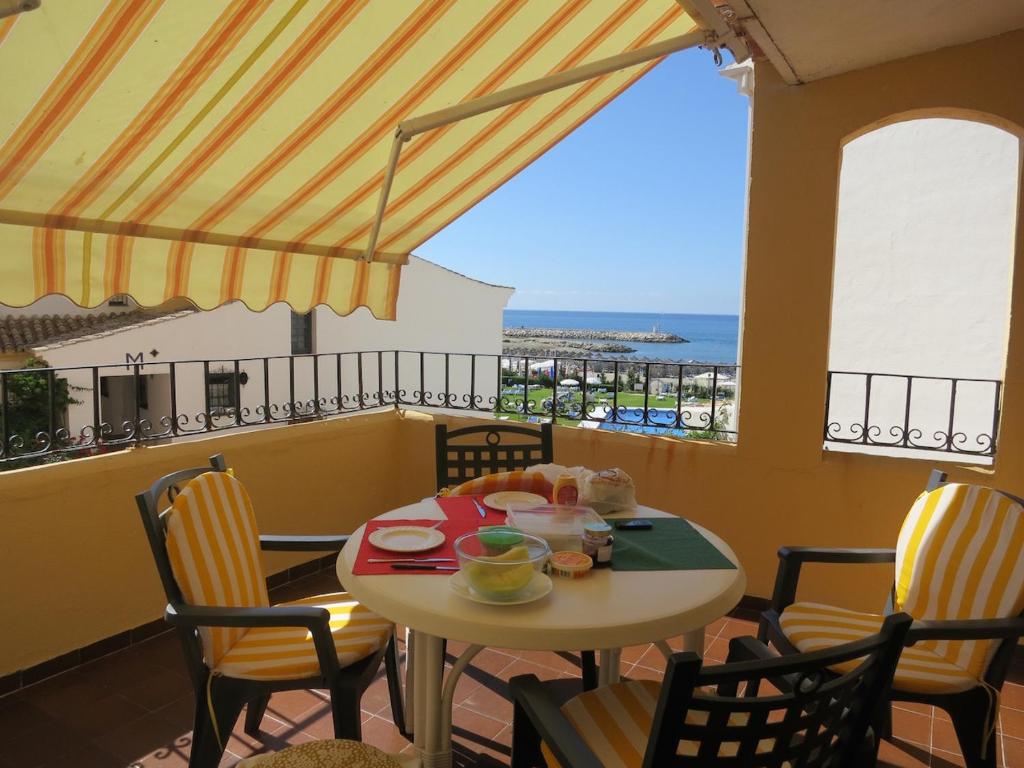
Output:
[[503, 309, 739, 364]]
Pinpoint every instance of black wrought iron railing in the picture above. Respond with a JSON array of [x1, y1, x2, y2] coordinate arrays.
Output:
[[0, 352, 738, 467], [824, 370, 1002, 457]]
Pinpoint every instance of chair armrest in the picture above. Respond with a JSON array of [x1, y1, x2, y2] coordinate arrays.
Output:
[[907, 616, 1024, 644], [510, 674, 604, 768], [771, 547, 897, 612], [165, 603, 340, 677], [259, 534, 349, 552], [724, 637, 796, 695], [779, 547, 897, 564], [727, 636, 778, 664]]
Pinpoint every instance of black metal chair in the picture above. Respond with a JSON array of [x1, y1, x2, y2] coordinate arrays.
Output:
[[511, 613, 912, 768], [759, 470, 1024, 768], [135, 454, 406, 768], [432, 421, 601, 688], [434, 422, 554, 490]]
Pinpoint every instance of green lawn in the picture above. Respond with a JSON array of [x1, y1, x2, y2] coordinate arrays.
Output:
[[496, 386, 726, 415]]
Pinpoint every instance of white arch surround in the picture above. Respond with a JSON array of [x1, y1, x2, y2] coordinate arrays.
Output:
[[826, 116, 1021, 461]]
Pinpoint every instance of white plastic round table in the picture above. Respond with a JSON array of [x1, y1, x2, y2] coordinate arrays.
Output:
[[337, 500, 745, 768]]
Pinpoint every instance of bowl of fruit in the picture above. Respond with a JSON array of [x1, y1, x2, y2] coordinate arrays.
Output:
[[453, 531, 551, 603]]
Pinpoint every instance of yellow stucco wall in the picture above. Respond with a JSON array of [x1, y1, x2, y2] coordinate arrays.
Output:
[[708, 28, 1024, 604], [0, 410, 419, 674], [1, 29, 1023, 677]]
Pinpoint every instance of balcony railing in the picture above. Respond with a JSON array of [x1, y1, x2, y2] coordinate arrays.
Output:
[[824, 370, 1002, 457], [0, 352, 738, 467]]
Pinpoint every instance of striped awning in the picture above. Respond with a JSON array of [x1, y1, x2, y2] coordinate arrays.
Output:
[[0, 1, 703, 319]]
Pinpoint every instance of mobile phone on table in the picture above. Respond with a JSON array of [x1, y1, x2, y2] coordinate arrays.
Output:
[[615, 519, 652, 530]]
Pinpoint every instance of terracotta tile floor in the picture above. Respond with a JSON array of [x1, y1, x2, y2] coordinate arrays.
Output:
[[1, 570, 1022, 767]]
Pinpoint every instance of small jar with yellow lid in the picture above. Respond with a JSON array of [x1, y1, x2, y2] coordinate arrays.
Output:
[[552, 473, 579, 505]]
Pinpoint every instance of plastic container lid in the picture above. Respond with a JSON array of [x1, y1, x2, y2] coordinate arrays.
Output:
[[506, 504, 603, 538], [478, 526, 525, 550]]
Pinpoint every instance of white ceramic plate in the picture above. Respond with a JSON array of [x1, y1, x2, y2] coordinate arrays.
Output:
[[483, 491, 547, 511], [448, 570, 553, 606], [367, 525, 445, 553]]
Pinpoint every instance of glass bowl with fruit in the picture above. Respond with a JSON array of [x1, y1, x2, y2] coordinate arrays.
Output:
[[453, 531, 551, 602]]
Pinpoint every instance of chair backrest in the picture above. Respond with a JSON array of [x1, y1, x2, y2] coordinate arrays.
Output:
[[895, 476, 1024, 680], [135, 454, 269, 670], [639, 613, 912, 767], [434, 422, 553, 490], [135, 453, 229, 607]]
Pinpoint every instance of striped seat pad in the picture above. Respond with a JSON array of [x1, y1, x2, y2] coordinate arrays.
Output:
[[217, 592, 392, 681], [446, 470, 552, 499], [780, 602, 977, 694], [541, 680, 767, 768]]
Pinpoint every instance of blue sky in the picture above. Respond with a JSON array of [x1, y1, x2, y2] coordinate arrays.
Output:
[[415, 48, 749, 315]]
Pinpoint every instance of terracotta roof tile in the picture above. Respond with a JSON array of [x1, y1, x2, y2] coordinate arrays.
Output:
[[0, 310, 192, 354]]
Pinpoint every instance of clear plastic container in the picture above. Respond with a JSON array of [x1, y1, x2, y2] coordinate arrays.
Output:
[[454, 531, 550, 601], [506, 503, 603, 552]]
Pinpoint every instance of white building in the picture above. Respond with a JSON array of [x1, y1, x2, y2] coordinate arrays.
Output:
[[826, 117, 1018, 462], [0, 255, 512, 442]]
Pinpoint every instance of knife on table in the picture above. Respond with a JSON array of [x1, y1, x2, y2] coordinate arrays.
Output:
[[472, 498, 488, 518], [390, 563, 459, 571]]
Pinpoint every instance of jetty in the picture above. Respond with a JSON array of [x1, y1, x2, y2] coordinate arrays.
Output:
[[503, 327, 687, 343]]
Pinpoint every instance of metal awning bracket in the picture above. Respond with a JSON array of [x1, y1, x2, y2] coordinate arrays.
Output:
[[362, 27, 709, 262]]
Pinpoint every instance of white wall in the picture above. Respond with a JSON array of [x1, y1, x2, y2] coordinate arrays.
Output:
[[827, 117, 1019, 459], [314, 256, 513, 412], [37, 303, 293, 440], [314, 256, 511, 354]]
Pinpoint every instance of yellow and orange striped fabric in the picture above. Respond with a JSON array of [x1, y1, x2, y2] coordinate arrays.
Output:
[[165, 471, 391, 679], [542, 680, 660, 768], [446, 470, 553, 499], [781, 483, 1024, 694], [540, 680, 774, 768], [218, 592, 393, 680], [0, 1, 700, 317], [165, 470, 270, 667], [780, 603, 977, 694]]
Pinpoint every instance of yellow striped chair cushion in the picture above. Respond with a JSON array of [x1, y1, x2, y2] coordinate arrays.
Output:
[[541, 680, 770, 768], [540, 680, 658, 768], [165, 471, 269, 668], [780, 602, 977, 694], [894, 483, 1024, 681], [217, 592, 393, 680]]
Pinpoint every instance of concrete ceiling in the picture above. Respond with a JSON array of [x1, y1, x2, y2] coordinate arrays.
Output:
[[727, 0, 1024, 84]]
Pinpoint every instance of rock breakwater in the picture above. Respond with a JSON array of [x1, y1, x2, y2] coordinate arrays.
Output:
[[503, 341, 636, 356], [503, 327, 687, 343]]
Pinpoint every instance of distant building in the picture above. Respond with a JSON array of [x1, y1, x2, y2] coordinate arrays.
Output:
[[0, 255, 512, 441]]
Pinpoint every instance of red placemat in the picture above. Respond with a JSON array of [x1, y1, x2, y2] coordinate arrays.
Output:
[[352, 518, 479, 575], [436, 495, 507, 526]]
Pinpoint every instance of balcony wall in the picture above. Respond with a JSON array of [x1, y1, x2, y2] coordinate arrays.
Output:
[[0, 409, 433, 675], [2, 28, 1024, 680]]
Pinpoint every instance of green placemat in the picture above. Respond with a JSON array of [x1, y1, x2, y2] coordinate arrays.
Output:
[[611, 518, 736, 571]]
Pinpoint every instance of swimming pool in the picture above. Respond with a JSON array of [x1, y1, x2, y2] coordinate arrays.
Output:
[[596, 407, 689, 437]]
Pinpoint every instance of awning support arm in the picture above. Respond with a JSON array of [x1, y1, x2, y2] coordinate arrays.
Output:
[[362, 27, 717, 261], [363, 128, 408, 265]]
